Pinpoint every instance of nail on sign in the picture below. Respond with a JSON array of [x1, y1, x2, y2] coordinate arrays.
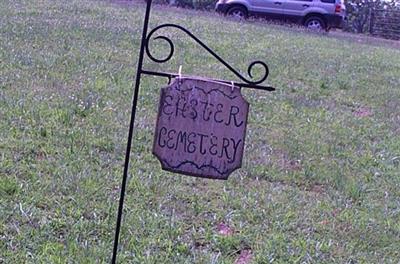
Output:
[[152, 78, 249, 180]]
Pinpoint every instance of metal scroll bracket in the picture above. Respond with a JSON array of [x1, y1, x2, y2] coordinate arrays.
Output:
[[111, 0, 275, 263]]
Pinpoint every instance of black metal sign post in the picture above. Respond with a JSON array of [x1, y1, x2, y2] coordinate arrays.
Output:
[[111, 0, 275, 262]]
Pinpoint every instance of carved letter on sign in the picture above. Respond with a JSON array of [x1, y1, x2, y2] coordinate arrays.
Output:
[[152, 78, 249, 180]]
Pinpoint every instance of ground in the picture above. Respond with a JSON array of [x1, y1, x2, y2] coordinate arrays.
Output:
[[0, 0, 400, 263]]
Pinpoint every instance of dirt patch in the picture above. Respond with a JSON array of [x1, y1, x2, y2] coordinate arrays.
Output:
[[108, 0, 142, 6], [110, 0, 138, 3], [329, 30, 400, 50]]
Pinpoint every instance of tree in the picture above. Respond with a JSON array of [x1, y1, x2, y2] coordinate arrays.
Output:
[[344, 0, 399, 34]]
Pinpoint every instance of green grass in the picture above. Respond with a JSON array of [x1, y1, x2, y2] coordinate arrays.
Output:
[[1, 0, 400, 263]]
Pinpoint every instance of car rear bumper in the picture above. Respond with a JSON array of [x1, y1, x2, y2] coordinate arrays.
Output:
[[325, 14, 345, 28]]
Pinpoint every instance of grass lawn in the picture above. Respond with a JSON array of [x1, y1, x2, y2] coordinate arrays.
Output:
[[1, 0, 400, 263]]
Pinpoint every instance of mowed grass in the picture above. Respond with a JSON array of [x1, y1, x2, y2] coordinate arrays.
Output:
[[1, 0, 400, 263]]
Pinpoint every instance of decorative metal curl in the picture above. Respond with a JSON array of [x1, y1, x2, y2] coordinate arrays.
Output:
[[145, 23, 269, 85]]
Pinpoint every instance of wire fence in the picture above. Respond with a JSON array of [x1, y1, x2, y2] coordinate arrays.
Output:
[[370, 9, 400, 40]]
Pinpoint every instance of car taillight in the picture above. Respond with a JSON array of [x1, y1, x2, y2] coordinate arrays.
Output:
[[335, 4, 341, 13]]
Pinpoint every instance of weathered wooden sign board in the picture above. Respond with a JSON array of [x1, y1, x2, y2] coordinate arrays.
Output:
[[153, 78, 249, 180]]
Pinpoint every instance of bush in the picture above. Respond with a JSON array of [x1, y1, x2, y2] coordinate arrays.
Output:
[[343, 0, 400, 35]]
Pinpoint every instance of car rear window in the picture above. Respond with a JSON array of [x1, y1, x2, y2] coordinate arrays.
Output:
[[320, 0, 335, 3]]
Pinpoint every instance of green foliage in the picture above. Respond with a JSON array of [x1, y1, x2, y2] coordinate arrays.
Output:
[[0, 176, 19, 197], [344, 0, 400, 37]]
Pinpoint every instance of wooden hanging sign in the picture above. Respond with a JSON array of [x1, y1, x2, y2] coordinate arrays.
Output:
[[153, 77, 249, 180]]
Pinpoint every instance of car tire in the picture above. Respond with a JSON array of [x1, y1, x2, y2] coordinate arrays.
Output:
[[227, 6, 247, 20], [304, 16, 326, 31]]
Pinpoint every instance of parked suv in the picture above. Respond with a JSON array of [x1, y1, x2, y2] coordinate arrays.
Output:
[[215, 0, 346, 30]]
